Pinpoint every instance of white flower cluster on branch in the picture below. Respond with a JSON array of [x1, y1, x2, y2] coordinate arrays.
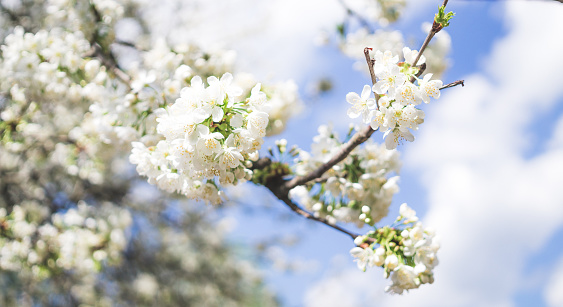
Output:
[[130, 73, 271, 204], [351, 204, 439, 294], [347, 48, 443, 149]]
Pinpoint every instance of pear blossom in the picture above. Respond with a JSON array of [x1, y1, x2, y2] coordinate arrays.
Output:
[[386, 265, 420, 294], [419, 73, 443, 103], [350, 247, 376, 271], [246, 111, 269, 137], [372, 65, 406, 98], [399, 203, 418, 223], [207, 72, 243, 105], [402, 47, 426, 66], [384, 129, 415, 149], [395, 82, 421, 106], [385, 254, 399, 270], [346, 85, 376, 123], [217, 146, 244, 169], [373, 50, 400, 75]]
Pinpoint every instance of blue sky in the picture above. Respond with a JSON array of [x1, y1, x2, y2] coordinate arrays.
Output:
[[179, 0, 563, 306]]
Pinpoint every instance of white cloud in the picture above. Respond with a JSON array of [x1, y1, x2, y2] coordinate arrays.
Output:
[[304, 1, 563, 306], [544, 256, 563, 307], [304, 267, 389, 307]]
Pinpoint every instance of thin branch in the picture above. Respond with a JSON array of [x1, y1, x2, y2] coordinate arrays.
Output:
[[439, 79, 464, 90], [285, 125, 376, 191], [409, 62, 427, 83], [412, 31, 436, 67], [364, 47, 380, 110], [276, 192, 359, 240], [114, 39, 138, 49], [411, 0, 450, 67], [364, 48, 377, 87]]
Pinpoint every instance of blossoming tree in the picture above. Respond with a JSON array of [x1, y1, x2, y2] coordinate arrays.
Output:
[[0, 0, 463, 304]]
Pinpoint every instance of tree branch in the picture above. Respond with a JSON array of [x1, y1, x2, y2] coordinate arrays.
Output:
[[284, 125, 376, 191], [440, 80, 464, 90], [364, 47, 380, 109], [411, 0, 450, 67], [364, 47, 377, 88]]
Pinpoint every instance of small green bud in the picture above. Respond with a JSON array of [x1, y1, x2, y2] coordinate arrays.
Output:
[[435, 5, 455, 29]]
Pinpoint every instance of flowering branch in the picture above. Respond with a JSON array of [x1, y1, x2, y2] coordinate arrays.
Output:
[[249, 157, 363, 240]]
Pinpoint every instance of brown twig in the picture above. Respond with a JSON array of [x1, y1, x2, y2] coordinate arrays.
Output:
[[259, 47, 385, 241], [439, 80, 464, 90], [364, 48, 377, 88], [411, 0, 450, 67], [409, 62, 427, 83], [275, 190, 359, 240], [285, 125, 376, 191], [363, 47, 380, 110]]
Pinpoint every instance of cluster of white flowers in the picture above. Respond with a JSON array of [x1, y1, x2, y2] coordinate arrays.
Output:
[[0, 201, 131, 279], [234, 73, 303, 136], [130, 73, 271, 204], [350, 203, 439, 294], [290, 125, 401, 227], [89, 38, 303, 145], [346, 48, 443, 149], [0, 26, 123, 183]]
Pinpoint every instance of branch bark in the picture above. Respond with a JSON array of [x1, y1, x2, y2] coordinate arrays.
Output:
[[440, 80, 464, 90]]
